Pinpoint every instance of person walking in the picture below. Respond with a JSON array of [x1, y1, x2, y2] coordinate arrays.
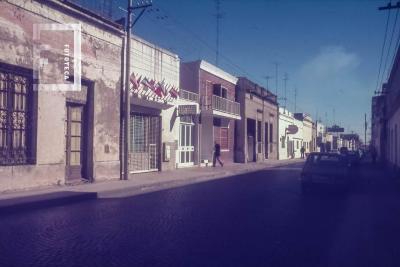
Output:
[[213, 141, 224, 167], [300, 146, 305, 159]]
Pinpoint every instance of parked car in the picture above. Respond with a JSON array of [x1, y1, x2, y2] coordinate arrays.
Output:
[[345, 150, 360, 166], [329, 149, 339, 154], [301, 152, 353, 192], [339, 147, 349, 155]]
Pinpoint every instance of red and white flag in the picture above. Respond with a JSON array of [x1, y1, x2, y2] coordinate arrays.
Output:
[[130, 72, 142, 90], [169, 86, 179, 99], [154, 81, 165, 98]]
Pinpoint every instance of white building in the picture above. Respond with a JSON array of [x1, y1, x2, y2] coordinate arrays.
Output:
[[316, 121, 326, 152], [294, 113, 314, 154], [129, 36, 199, 172], [278, 108, 303, 159]]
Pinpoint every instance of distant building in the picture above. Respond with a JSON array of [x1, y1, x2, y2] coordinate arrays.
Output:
[[294, 113, 314, 154], [278, 108, 303, 159], [234, 77, 278, 162], [340, 134, 360, 151], [326, 125, 345, 152], [315, 121, 327, 152]]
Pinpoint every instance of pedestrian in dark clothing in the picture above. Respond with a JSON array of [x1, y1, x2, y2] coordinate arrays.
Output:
[[300, 146, 305, 159], [213, 142, 224, 167]]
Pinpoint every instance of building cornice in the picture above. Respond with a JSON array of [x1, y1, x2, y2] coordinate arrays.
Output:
[[199, 60, 238, 85]]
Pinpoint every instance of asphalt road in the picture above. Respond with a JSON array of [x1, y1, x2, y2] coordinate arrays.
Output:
[[1, 162, 400, 267]]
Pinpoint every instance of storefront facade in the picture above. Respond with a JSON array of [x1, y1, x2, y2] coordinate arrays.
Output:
[[128, 36, 183, 173]]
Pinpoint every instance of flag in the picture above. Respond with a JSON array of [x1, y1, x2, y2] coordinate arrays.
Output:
[[169, 86, 179, 99], [154, 81, 164, 98], [141, 77, 153, 90], [130, 72, 142, 90]]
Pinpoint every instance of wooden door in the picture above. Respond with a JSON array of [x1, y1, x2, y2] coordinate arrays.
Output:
[[65, 104, 85, 181]]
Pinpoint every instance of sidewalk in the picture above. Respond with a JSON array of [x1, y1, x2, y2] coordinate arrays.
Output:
[[0, 159, 304, 213]]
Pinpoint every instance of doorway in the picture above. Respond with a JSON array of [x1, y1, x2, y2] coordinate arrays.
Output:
[[65, 103, 87, 182], [179, 122, 195, 166]]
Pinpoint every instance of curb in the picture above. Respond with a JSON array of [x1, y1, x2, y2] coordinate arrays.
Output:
[[98, 161, 304, 198], [0, 191, 98, 214], [0, 161, 304, 213]]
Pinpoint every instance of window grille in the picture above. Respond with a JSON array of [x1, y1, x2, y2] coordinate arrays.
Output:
[[0, 67, 34, 165]]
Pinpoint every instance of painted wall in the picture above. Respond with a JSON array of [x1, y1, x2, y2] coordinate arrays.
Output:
[[199, 66, 237, 164], [278, 108, 303, 160], [129, 36, 181, 171], [0, 0, 122, 191], [387, 107, 400, 168], [235, 78, 278, 162]]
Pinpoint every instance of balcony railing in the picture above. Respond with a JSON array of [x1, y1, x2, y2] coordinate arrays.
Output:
[[179, 89, 199, 103], [211, 95, 240, 116]]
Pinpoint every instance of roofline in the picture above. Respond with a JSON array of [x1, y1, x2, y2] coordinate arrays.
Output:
[[132, 35, 179, 59], [40, 0, 125, 35], [183, 60, 238, 85]]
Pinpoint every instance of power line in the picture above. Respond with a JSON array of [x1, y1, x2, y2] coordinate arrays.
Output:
[[387, 13, 400, 81], [381, 7, 399, 87], [375, 6, 391, 94], [147, 5, 268, 88], [274, 62, 279, 97], [283, 73, 288, 109], [214, 0, 224, 66]]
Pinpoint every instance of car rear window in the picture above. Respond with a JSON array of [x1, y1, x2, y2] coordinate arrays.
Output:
[[307, 154, 345, 166]]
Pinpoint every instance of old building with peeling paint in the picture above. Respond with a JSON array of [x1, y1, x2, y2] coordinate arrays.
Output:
[[0, 0, 204, 191], [0, 0, 123, 191]]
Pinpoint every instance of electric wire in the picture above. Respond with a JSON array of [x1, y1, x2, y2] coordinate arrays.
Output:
[[375, 8, 391, 94], [381, 8, 399, 90]]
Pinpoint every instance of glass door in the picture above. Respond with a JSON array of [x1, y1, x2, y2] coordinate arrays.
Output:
[[179, 123, 194, 166]]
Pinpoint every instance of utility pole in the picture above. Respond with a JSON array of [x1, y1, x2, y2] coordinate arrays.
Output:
[[364, 113, 368, 147], [123, 0, 152, 180], [123, 0, 133, 181], [215, 0, 223, 66], [283, 73, 288, 109], [333, 108, 336, 125], [294, 86, 297, 112], [274, 62, 279, 97]]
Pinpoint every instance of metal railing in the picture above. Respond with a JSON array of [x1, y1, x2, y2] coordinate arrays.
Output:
[[179, 89, 199, 103], [211, 95, 240, 116]]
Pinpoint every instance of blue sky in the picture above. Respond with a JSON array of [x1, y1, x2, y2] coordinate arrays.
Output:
[[110, 0, 391, 140]]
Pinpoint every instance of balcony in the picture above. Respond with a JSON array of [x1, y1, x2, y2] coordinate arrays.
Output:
[[179, 89, 199, 103], [201, 95, 241, 120]]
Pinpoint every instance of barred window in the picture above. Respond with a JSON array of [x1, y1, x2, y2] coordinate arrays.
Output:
[[130, 115, 147, 153], [0, 66, 35, 165]]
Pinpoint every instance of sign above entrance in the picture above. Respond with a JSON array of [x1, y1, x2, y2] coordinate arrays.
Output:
[[178, 104, 197, 116], [286, 125, 298, 135], [130, 72, 179, 103], [327, 125, 344, 133]]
